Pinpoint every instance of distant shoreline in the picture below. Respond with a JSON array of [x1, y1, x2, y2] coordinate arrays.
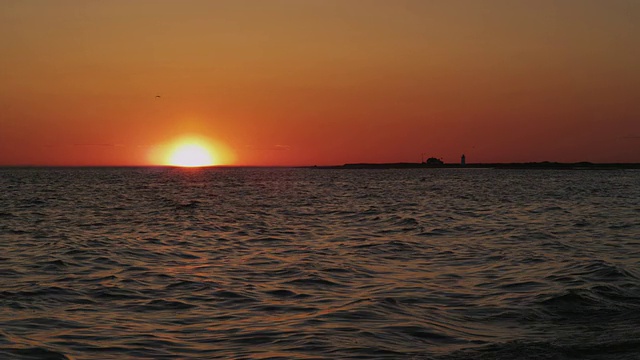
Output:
[[311, 162, 640, 170]]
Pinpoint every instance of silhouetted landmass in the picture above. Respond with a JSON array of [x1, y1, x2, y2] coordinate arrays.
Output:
[[425, 157, 444, 165], [313, 162, 640, 170]]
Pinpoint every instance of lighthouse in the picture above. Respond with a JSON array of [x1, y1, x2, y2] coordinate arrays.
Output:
[[461, 154, 466, 166]]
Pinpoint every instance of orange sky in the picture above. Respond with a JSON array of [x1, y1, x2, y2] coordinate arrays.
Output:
[[1, 0, 639, 166]]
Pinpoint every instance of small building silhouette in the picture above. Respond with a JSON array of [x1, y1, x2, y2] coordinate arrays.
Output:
[[425, 157, 444, 165], [461, 154, 466, 166]]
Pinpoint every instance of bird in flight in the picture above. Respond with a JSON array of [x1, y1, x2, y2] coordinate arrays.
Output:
[[155, 95, 161, 99]]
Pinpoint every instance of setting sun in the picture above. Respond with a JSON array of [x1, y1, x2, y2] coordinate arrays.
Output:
[[148, 135, 235, 167], [168, 143, 214, 167]]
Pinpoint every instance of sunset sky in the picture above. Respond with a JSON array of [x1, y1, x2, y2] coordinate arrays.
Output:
[[1, 0, 639, 166]]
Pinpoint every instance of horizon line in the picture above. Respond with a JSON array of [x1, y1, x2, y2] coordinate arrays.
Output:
[[2, 161, 640, 168]]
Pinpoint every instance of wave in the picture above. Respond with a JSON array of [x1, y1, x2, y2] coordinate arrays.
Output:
[[0, 347, 71, 360], [441, 337, 640, 360]]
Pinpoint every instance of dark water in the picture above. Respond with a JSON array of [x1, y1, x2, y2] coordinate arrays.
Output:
[[1, 167, 639, 359]]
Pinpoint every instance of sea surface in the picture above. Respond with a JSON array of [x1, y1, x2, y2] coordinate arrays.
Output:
[[1, 167, 639, 359]]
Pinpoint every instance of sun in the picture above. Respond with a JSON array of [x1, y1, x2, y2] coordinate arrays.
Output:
[[167, 141, 215, 167], [149, 134, 234, 167]]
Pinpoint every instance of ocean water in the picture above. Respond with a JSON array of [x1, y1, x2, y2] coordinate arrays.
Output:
[[1, 167, 639, 360]]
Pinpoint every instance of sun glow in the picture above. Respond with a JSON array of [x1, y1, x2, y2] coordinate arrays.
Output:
[[163, 137, 218, 167], [168, 143, 213, 167], [149, 134, 235, 167]]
